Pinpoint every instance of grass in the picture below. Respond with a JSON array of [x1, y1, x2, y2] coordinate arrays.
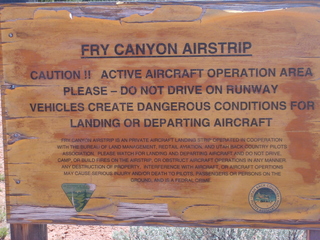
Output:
[[0, 207, 8, 240], [0, 208, 5, 222], [0, 227, 8, 240]]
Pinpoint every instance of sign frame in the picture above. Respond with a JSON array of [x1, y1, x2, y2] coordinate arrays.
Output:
[[1, 1, 320, 234]]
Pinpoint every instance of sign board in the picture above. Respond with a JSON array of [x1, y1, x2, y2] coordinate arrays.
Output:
[[0, 2, 320, 228]]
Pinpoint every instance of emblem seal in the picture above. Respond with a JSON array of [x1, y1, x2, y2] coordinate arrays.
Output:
[[248, 182, 281, 213]]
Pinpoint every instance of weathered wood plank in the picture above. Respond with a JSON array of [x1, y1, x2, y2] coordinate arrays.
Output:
[[10, 224, 47, 240], [0, 2, 320, 228], [307, 230, 320, 240]]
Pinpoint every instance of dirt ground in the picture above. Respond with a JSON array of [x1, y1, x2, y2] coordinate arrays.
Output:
[[47, 225, 128, 240], [0, 101, 128, 239]]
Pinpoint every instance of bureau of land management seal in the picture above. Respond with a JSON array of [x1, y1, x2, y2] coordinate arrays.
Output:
[[248, 183, 281, 213]]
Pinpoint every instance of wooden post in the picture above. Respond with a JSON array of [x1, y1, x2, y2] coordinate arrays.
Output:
[[307, 230, 320, 240], [10, 224, 47, 240]]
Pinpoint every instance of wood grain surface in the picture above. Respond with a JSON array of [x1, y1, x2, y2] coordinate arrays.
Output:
[[0, 2, 320, 228]]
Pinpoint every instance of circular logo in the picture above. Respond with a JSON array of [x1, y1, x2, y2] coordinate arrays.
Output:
[[248, 183, 281, 213]]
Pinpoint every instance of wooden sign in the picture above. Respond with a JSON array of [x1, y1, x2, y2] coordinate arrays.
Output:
[[0, 2, 320, 228]]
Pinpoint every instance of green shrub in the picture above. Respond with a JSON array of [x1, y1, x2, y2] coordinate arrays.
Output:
[[0, 209, 5, 222], [0, 227, 8, 240]]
